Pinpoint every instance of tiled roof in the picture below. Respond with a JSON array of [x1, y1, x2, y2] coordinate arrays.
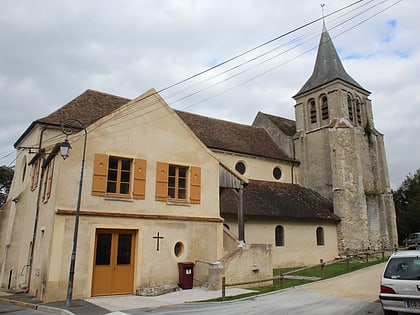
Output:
[[37, 89, 131, 127], [175, 110, 293, 161], [221, 179, 340, 222], [258, 112, 296, 137]]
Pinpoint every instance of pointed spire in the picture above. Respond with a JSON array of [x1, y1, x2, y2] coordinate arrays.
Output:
[[294, 22, 367, 97]]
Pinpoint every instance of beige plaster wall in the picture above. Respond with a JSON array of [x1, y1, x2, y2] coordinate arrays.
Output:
[[22, 90, 225, 302], [42, 215, 223, 302], [224, 218, 338, 267], [213, 151, 295, 183]]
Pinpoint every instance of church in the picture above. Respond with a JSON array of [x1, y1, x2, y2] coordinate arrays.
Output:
[[0, 24, 397, 302]]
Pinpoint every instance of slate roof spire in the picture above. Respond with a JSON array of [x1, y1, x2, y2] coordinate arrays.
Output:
[[295, 22, 367, 97]]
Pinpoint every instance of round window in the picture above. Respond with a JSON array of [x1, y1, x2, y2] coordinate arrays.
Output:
[[174, 242, 184, 257], [273, 167, 282, 180], [235, 161, 246, 175]]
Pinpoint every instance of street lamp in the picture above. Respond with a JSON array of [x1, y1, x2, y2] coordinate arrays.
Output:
[[59, 118, 87, 306]]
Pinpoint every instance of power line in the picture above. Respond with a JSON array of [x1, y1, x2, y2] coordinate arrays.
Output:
[[1, 0, 400, 159]]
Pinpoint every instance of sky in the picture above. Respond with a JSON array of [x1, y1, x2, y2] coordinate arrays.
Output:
[[0, 0, 417, 189]]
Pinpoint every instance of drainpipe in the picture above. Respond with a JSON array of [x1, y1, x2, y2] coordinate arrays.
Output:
[[237, 184, 245, 243], [26, 127, 46, 293]]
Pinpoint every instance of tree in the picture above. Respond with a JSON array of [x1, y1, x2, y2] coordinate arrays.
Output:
[[0, 165, 14, 207], [393, 169, 420, 244]]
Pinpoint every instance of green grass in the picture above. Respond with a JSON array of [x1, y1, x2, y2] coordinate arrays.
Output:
[[203, 257, 387, 302]]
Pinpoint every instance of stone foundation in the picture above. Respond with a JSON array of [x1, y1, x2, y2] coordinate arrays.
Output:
[[136, 284, 179, 296]]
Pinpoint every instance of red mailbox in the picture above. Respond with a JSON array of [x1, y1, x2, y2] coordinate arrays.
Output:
[[178, 262, 195, 289]]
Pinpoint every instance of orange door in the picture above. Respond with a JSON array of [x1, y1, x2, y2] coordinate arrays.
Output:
[[92, 229, 136, 296]]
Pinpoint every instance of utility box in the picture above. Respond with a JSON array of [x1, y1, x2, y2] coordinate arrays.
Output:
[[178, 262, 195, 289]]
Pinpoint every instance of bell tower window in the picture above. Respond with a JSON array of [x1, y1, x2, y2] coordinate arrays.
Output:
[[347, 94, 354, 123], [309, 99, 317, 124], [321, 96, 329, 120], [356, 97, 362, 125]]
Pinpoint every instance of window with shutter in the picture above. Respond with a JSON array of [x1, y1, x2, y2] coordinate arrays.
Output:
[[155, 162, 201, 204], [92, 153, 147, 199]]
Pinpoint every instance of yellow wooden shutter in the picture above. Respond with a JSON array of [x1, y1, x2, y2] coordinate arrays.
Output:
[[190, 166, 201, 204], [155, 162, 168, 201], [46, 158, 54, 200], [92, 153, 108, 196], [133, 158, 147, 199]]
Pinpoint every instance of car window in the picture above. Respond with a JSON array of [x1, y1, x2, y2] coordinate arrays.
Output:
[[384, 257, 420, 280]]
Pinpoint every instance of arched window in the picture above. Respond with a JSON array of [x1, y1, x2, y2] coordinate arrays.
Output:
[[309, 99, 317, 124], [275, 225, 284, 247], [355, 97, 362, 125], [321, 96, 329, 120], [316, 227, 325, 246], [347, 94, 354, 123]]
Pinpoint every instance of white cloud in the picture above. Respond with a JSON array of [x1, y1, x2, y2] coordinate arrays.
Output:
[[0, 0, 418, 188]]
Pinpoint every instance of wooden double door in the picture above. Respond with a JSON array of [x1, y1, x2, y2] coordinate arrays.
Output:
[[92, 229, 136, 296]]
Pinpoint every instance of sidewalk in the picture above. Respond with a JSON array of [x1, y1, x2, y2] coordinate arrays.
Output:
[[0, 263, 386, 315], [0, 287, 255, 315]]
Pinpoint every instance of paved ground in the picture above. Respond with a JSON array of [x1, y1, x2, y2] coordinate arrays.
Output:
[[303, 262, 385, 302], [0, 262, 386, 315]]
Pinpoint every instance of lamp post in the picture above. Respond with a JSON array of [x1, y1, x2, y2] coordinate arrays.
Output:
[[59, 118, 87, 306]]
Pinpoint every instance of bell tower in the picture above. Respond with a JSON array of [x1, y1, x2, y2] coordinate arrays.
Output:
[[293, 23, 398, 252]]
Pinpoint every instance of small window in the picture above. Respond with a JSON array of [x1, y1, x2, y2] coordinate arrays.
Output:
[[275, 225, 284, 247], [316, 227, 325, 246], [174, 242, 184, 257], [309, 99, 317, 124], [107, 157, 132, 196], [321, 96, 329, 120], [273, 167, 282, 180], [235, 161, 246, 175], [168, 165, 188, 200], [155, 162, 201, 203]]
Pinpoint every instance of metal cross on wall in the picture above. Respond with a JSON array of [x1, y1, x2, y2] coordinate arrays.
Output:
[[153, 232, 164, 251]]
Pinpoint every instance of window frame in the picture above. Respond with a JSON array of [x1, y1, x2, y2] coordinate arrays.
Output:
[[168, 164, 188, 201], [316, 226, 325, 246], [321, 95, 329, 121], [275, 225, 284, 247], [92, 153, 146, 199], [309, 99, 317, 124], [106, 156, 132, 197], [155, 162, 201, 204]]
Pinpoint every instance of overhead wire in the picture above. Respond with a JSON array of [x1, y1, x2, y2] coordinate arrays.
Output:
[[1, 0, 400, 162], [90, 0, 379, 136], [89, 0, 397, 137]]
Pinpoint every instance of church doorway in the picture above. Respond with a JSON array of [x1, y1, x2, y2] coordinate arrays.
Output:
[[91, 229, 136, 296]]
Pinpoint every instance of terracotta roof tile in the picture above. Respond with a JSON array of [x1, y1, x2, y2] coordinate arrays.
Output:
[[175, 110, 293, 161], [37, 89, 130, 127], [221, 179, 340, 222], [259, 112, 296, 137]]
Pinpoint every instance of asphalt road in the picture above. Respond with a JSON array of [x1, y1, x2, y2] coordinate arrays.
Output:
[[121, 263, 387, 315], [0, 263, 388, 314]]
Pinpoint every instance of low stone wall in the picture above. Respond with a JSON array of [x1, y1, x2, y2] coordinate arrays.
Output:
[[213, 243, 272, 290]]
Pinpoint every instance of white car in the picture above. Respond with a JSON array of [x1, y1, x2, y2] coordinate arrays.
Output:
[[380, 250, 420, 314]]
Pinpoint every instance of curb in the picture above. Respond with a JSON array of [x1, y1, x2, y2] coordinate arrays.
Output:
[[0, 296, 75, 315]]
